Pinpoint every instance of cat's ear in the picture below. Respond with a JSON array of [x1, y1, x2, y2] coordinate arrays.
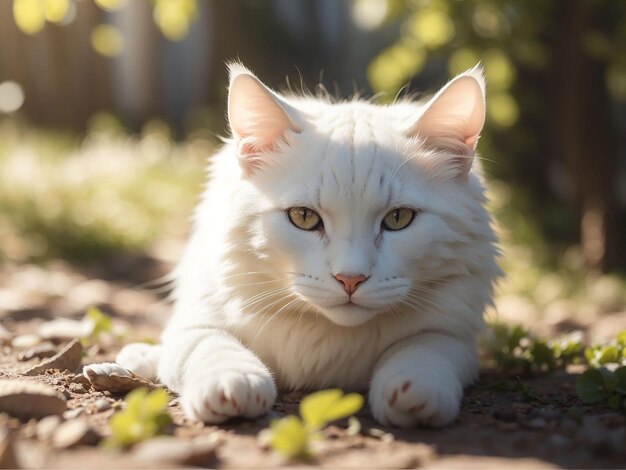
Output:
[[227, 63, 301, 175], [408, 66, 486, 178]]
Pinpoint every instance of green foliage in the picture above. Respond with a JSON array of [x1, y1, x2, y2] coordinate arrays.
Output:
[[263, 389, 364, 460], [576, 367, 626, 410], [584, 330, 626, 368], [86, 306, 113, 338], [483, 322, 582, 373], [0, 121, 204, 263], [103, 388, 172, 450]]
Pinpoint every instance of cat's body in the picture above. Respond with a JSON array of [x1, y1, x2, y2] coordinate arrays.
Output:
[[112, 64, 499, 427]]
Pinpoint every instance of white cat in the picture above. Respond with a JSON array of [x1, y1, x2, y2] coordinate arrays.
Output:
[[112, 63, 499, 427]]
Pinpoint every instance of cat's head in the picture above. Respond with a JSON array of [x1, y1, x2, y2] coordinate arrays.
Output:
[[227, 63, 494, 327]]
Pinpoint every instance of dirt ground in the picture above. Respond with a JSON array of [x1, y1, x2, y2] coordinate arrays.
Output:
[[1, 246, 625, 469]]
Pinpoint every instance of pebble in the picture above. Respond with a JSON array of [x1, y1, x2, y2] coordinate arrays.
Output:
[[23, 339, 83, 377], [94, 399, 111, 412], [11, 334, 41, 349], [524, 418, 547, 430], [52, 418, 99, 448], [493, 408, 517, 422], [17, 343, 56, 362], [0, 380, 66, 420], [528, 406, 562, 421], [133, 435, 219, 466], [36, 415, 62, 440], [548, 434, 570, 447], [62, 408, 85, 420], [68, 383, 88, 394]]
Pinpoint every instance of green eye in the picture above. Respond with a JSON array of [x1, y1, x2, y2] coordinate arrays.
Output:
[[287, 207, 322, 231], [382, 208, 416, 231]]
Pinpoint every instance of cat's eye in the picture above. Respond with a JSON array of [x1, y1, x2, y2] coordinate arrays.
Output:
[[382, 208, 416, 231], [287, 207, 323, 231]]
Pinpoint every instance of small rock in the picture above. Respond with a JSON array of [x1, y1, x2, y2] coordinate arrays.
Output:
[[62, 408, 85, 420], [69, 374, 90, 385], [0, 428, 20, 468], [36, 415, 62, 441], [68, 383, 87, 394], [133, 435, 218, 466], [524, 418, 547, 430], [529, 406, 562, 421], [0, 380, 66, 420], [17, 343, 56, 362], [94, 399, 111, 412], [497, 422, 519, 431], [52, 418, 99, 448], [11, 335, 41, 349], [38, 319, 90, 341], [83, 363, 160, 393], [493, 408, 517, 422], [23, 339, 82, 377]]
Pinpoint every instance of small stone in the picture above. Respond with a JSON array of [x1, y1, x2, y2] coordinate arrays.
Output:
[[17, 343, 56, 362], [133, 435, 218, 466], [94, 399, 111, 412], [62, 408, 85, 420], [493, 408, 517, 422], [0, 380, 66, 420], [36, 415, 62, 441], [68, 383, 87, 394], [69, 374, 90, 385], [529, 406, 562, 421], [524, 418, 547, 430], [38, 319, 90, 341], [11, 335, 41, 349], [23, 339, 83, 377], [52, 418, 99, 448], [497, 422, 519, 431]]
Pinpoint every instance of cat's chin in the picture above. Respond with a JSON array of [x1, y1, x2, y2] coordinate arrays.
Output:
[[318, 303, 380, 327]]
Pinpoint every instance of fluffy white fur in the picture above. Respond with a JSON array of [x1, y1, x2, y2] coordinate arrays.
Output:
[[114, 63, 500, 427]]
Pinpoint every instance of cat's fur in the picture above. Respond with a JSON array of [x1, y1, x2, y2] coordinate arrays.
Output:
[[113, 63, 499, 427]]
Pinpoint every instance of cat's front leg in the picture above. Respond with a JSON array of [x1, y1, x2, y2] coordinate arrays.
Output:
[[369, 332, 477, 427], [158, 328, 276, 423]]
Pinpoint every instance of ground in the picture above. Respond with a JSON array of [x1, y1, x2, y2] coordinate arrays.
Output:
[[1, 242, 625, 469]]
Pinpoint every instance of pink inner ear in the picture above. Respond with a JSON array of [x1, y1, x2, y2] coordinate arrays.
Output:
[[228, 74, 298, 159]]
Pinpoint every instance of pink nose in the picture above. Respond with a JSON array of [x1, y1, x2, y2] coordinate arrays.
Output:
[[334, 274, 368, 296]]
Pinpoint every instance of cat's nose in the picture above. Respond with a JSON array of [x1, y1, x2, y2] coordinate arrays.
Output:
[[334, 273, 368, 296]]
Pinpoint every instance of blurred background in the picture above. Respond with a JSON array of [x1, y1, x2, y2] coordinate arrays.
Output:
[[0, 0, 625, 338]]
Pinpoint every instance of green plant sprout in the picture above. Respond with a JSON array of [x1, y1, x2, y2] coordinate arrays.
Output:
[[263, 389, 364, 460], [584, 331, 626, 368], [483, 322, 583, 373], [576, 367, 626, 410], [80, 306, 113, 347], [102, 387, 172, 450]]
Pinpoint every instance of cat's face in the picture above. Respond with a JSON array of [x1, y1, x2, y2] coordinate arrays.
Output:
[[227, 64, 487, 327]]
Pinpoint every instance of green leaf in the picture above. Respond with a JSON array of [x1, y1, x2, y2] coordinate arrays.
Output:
[[614, 366, 626, 394], [268, 416, 309, 459], [599, 368, 617, 393], [576, 369, 609, 404], [607, 393, 622, 410], [598, 346, 619, 365], [300, 389, 363, 428], [86, 306, 112, 337], [144, 389, 170, 417], [617, 331, 626, 347]]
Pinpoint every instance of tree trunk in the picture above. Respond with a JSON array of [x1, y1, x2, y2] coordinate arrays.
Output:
[[553, 0, 624, 272]]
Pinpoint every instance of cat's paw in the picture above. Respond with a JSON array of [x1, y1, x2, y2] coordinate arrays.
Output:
[[181, 370, 276, 424], [369, 368, 462, 427]]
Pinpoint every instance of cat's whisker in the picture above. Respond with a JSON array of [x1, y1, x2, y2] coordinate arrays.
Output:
[[240, 287, 294, 311], [254, 295, 301, 339]]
